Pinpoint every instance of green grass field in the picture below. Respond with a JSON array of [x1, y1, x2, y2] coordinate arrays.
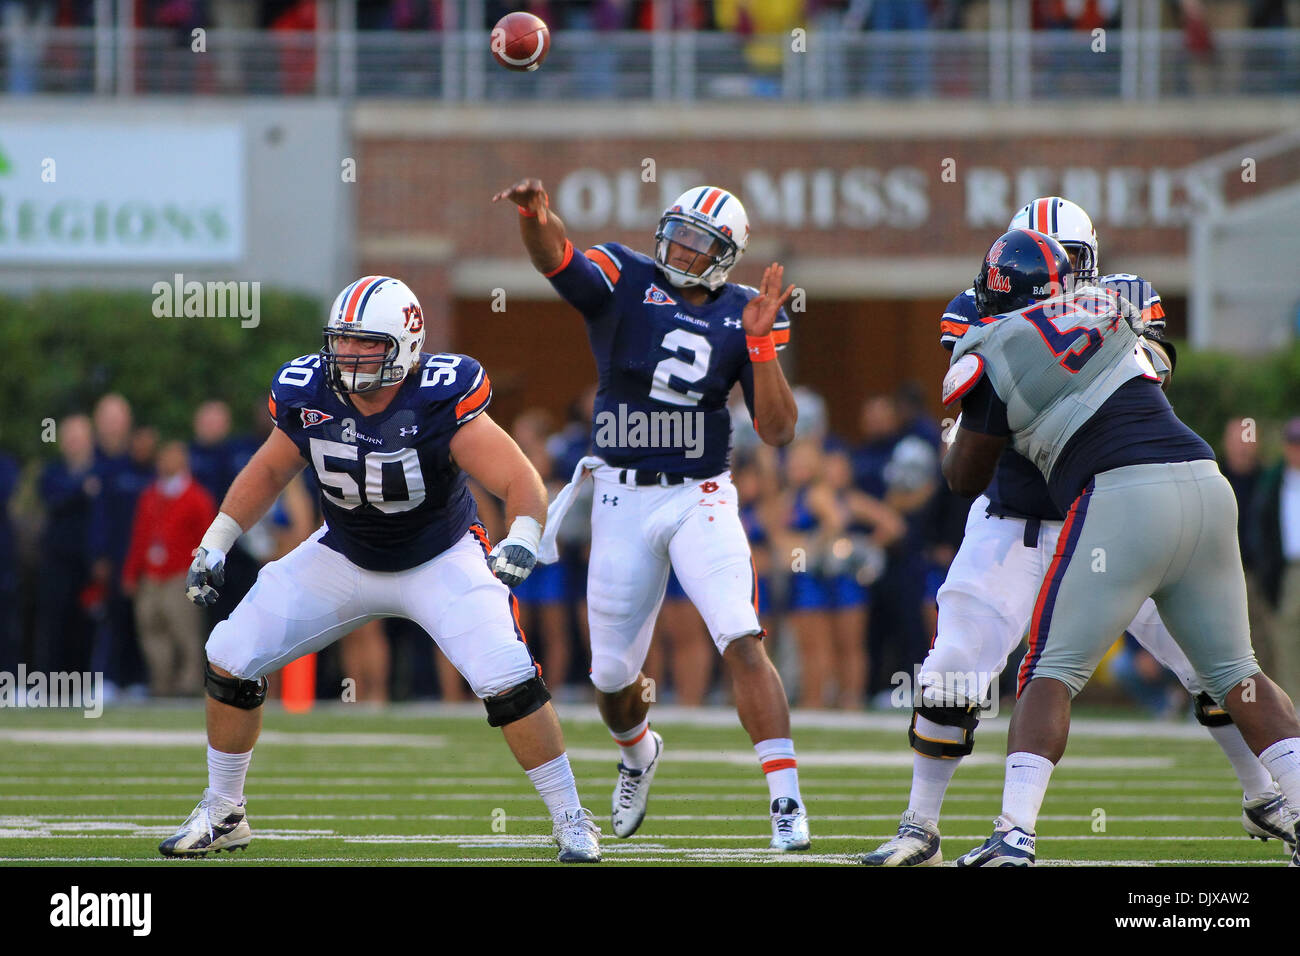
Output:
[[0, 702, 1293, 866]]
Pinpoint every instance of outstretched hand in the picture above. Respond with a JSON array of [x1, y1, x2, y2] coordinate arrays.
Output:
[[742, 263, 794, 337], [492, 177, 549, 225]]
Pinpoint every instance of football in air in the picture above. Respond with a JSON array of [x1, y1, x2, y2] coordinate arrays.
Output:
[[491, 12, 550, 72]]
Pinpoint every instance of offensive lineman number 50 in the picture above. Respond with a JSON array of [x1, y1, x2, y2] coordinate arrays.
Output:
[[275, 354, 463, 513]]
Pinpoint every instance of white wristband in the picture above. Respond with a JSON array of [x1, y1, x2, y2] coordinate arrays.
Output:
[[200, 512, 244, 554], [505, 515, 543, 552]]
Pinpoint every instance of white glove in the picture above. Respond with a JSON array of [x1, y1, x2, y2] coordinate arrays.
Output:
[[489, 516, 543, 588]]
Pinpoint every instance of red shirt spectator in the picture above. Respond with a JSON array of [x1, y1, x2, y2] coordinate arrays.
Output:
[[122, 447, 216, 589]]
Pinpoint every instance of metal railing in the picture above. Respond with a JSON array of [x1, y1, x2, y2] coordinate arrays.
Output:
[[1, 26, 1296, 101]]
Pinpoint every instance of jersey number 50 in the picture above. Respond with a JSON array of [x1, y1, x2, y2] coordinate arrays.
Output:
[[310, 439, 425, 514]]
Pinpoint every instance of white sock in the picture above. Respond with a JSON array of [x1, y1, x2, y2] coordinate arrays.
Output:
[[611, 719, 657, 769], [1259, 738, 1300, 809], [207, 746, 253, 805], [755, 738, 803, 807], [525, 753, 582, 822], [1206, 723, 1277, 801], [1001, 752, 1054, 833], [907, 751, 962, 824]]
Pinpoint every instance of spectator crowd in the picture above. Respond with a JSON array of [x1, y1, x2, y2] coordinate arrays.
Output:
[[6, 380, 1294, 715]]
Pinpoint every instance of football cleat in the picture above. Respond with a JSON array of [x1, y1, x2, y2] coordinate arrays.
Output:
[[954, 816, 1036, 867], [860, 809, 942, 866], [770, 797, 811, 851], [1241, 791, 1298, 848], [611, 730, 663, 838], [554, 807, 602, 863], [158, 789, 251, 857]]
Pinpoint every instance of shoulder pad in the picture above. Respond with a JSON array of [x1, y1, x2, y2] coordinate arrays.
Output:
[[942, 353, 985, 407], [270, 355, 326, 407], [416, 353, 492, 425]]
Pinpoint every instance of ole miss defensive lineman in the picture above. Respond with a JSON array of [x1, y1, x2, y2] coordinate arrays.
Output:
[[862, 197, 1295, 867], [942, 231, 1300, 866], [492, 178, 810, 849], [164, 276, 601, 863]]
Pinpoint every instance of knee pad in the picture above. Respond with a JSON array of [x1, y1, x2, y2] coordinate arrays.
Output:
[[909, 702, 980, 759], [1193, 691, 1232, 727], [205, 662, 267, 710], [484, 675, 551, 728]]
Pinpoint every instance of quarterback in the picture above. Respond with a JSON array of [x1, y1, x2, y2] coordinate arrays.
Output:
[[162, 276, 601, 863], [863, 197, 1295, 867], [942, 230, 1300, 865], [492, 178, 809, 849]]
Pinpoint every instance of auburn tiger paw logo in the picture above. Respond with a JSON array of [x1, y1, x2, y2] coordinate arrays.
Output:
[[700, 480, 719, 493]]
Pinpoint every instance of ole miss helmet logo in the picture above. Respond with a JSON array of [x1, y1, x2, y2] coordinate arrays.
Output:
[[987, 267, 1012, 294], [988, 239, 1008, 264], [300, 408, 335, 428], [643, 283, 677, 306]]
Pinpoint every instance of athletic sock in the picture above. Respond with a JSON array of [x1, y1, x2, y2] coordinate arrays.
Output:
[[755, 738, 803, 807], [1001, 752, 1054, 833], [1258, 738, 1300, 808], [1206, 723, 1277, 801], [207, 746, 253, 805], [526, 753, 583, 822], [907, 752, 962, 824], [611, 719, 657, 770]]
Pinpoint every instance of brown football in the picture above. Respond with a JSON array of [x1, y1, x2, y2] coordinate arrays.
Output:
[[491, 12, 550, 72]]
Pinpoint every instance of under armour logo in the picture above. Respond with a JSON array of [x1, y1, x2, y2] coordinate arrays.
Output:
[[724, 317, 743, 329], [602, 494, 618, 506], [399, 425, 419, 437]]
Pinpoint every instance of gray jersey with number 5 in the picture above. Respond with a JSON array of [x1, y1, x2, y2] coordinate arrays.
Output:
[[950, 291, 1159, 481]]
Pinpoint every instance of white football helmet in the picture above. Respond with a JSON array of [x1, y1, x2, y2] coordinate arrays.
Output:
[[321, 276, 426, 393], [654, 186, 750, 290], [1008, 197, 1099, 280]]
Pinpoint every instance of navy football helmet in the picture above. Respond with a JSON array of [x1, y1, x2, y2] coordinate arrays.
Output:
[[973, 229, 1074, 318]]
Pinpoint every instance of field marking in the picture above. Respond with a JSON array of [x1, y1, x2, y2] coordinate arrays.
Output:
[[565, 748, 1176, 769], [1, 812, 1262, 824], [0, 729, 444, 748]]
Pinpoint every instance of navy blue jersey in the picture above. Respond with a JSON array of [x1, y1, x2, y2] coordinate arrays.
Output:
[[961, 376, 1213, 513], [1098, 273, 1165, 332], [268, 352, 492, 572], [547, 240, 790, 476], [940, 287, 1061, 520]]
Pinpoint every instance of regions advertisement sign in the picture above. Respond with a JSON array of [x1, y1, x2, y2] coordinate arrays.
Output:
[[0, 124, 244, 264]]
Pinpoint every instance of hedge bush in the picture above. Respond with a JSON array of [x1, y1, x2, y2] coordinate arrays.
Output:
[[2, 288, 321, 460]]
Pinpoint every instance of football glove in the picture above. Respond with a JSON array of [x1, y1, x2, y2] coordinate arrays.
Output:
[[488, 516, 543, 588], [185, 547, 227, 606]]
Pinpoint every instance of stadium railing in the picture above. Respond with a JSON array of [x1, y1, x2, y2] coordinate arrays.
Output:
[[0, 26, 1296, 101]]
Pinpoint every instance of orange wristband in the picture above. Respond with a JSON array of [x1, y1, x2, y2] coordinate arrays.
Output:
[[518, 205, 538, 218], [746, 334, 777, 363]]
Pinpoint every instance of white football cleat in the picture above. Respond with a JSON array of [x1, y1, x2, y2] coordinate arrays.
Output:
[[158, 788, 251, 857], [611, 730, 663, 838], [955, 815, 1036, 867], [1241, 791, 1297, 849], [554, 807, 602, 863], [860, 809, 942, 866], [770, 797, 811, 851]]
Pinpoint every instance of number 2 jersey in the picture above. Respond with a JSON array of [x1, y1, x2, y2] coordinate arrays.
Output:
[[948, 291, 1211, 513], [939, 273, 1168, 521], [268, 352, 492, 572], [545, 239, 791, 476]]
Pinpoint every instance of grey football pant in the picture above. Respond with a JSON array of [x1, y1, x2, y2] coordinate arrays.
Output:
[[1018, 459, 1259, 703]]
